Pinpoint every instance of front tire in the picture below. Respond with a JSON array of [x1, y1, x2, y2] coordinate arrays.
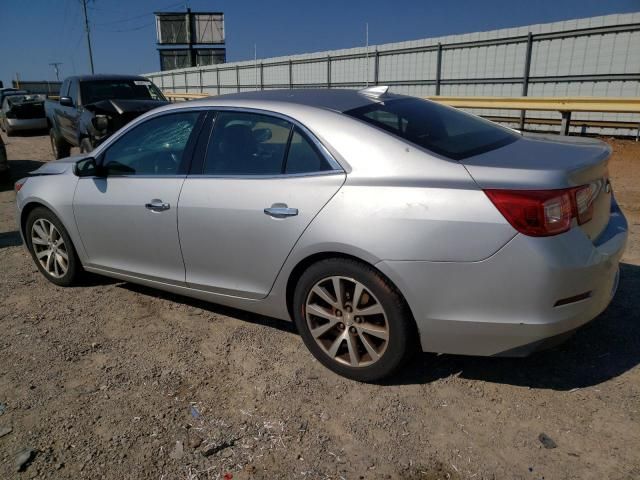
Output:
[[293, 258, 417, 382], [26, 207, 81, 287]]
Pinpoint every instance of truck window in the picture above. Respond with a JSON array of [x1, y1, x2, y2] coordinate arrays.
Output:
[[80, 80, 166, 105], [68, 80, 79, 106]]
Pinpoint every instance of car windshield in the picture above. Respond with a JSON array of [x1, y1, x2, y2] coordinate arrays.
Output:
[[344, 97, 518, 160], [80, 80, 166, 105]]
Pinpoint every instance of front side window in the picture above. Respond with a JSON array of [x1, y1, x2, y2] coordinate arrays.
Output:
[[102, 112, 199, 176], [345, 98, 518, 160], [203, 111, 292, 175]]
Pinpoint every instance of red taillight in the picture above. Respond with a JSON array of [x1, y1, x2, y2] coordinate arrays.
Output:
[[574, 184, 594, 225], [485, 184, 599, 237], [14, 178, 27, 192], [485, 189, 573, 236]]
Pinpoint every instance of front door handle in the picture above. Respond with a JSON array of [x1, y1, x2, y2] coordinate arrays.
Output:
[[145, 199, 170, 212], [264, 204, 298, 219]]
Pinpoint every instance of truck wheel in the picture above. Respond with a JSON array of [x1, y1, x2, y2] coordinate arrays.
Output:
[[50, 129, 71, 159], [80, 138, 93, 154]]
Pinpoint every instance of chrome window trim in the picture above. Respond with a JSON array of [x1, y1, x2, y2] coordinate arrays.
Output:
[[77, 175, 188, 180], [89, 105, 345, 178], [185, 170, 345, 180]]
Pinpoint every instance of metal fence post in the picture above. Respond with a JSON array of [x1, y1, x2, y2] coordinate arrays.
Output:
[[216, 68, 220, 95], [289, 60, 293, 89], [520, 32, 533, 130], [327, 55, 331, 88], [172, 71, 176, 92], [185, 71, 189, 93], [199, 69, 203, 93], [236, 65, 240, 92], [374, 50, 380, 85], [435, 43, 443, 95], [260, 63, 264, 90]]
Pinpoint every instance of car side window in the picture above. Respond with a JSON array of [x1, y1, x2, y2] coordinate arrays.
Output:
[[284, 127, 333, 174], [102, 112, 200, 176], [203, 111, 292, 175]]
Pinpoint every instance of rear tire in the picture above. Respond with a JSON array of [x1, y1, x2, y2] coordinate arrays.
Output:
[[293, 258, 417, 382], [26, 207, 82, 287], [50, 128, 71, 159]]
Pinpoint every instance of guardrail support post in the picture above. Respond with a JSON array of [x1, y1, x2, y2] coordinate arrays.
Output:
[[327, 55, 331, 88], [289, 60, 293, 89], [560, 111, 571, 135], [260, 63, 264, 90], [185, 71, 189, 93], [520, 32, 533, 130], [236, 65, 240, 92], [216, 69, 220, 96], [374, 50, 380, 85], [199, 69, 203, 94], [435, 43, 442, 95]]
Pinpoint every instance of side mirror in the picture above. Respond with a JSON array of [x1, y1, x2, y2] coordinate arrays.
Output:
[[74, 157, 105, 177], [59, 96, 73, 107]]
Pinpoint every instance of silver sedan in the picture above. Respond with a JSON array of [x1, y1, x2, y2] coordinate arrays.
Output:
[[14, 88, 628, 381]]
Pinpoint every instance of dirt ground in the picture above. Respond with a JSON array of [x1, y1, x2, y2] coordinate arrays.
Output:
[[0, 132, 639, 480]]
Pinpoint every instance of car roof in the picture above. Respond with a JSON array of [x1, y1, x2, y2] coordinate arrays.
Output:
[[208, 88, 407, 113], [66, 74, 153, 83]]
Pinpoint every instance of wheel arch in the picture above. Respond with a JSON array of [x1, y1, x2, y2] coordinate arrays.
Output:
[[284, 251, 419, 341]]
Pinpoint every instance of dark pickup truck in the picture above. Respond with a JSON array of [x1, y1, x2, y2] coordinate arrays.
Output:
[[45, 74, 168, 159]]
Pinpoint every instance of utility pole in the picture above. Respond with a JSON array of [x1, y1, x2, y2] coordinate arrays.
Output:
[[81, 0, 95, 74], [49, 62, 63, 81]]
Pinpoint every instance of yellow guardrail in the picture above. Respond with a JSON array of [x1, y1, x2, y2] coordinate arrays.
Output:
[[426, 96, 640, 114], [164, 92, 208, 101], [162, 91, 640, 136]]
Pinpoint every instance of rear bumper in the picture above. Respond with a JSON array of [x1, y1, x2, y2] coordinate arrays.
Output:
[[6, 117, 47, 131], [377, 201, 628, 356]]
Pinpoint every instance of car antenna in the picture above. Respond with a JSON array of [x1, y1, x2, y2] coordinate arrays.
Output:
[[359, 85, 389, 98]]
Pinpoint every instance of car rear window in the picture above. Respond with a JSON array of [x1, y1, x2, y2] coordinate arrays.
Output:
[[344, 97, 518, 160]]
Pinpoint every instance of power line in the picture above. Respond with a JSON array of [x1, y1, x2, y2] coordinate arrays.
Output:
[[49, 62, 63, 81], [92, 1, 183, 26], [81, 0, 95, 74]]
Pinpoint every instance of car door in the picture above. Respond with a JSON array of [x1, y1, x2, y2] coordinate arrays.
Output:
[[73, 110, 203, 284], [178, 109, 345, 299]]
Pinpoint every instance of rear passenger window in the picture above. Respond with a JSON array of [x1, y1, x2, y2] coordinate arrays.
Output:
[[203, 112, 292, 175], [284, 128, 332, 174]]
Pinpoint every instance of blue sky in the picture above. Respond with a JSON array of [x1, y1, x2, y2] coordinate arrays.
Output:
[[1, 0, 638, 87]]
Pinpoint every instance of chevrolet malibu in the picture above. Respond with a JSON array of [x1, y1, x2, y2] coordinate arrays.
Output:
[[15, 88, 628, 381]]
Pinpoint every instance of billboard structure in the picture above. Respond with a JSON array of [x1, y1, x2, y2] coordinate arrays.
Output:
[[155, 9, 226, 71]]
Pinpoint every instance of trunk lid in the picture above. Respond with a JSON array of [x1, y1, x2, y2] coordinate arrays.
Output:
[[462, 133, 612, 241]]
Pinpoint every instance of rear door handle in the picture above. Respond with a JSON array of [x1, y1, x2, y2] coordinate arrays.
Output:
[[264, 204, 298, 218], [145, 199, 170, 212]]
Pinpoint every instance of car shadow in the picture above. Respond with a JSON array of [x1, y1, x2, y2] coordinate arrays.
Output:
[[111, 263, 639, 391], [0, 159, 45, 192], [0, 230, 22, 248], [118, 282, 296, 334], [389, 262, 640, 390]]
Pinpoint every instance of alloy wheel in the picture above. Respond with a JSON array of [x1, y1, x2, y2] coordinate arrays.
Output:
[[31, 218, 69, 278], [305, 276, 389, 367]]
